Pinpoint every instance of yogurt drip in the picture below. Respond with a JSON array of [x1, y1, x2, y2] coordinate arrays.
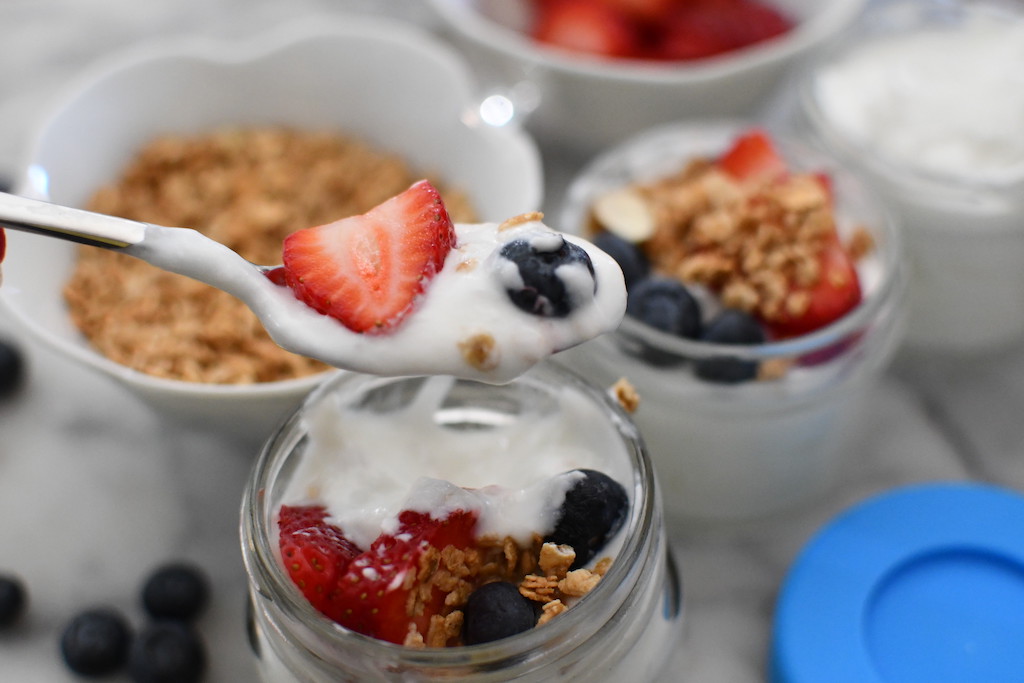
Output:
[[128, 218, 626, 383], [279, 375, 631, 550], [813, 11, 1024, 183]]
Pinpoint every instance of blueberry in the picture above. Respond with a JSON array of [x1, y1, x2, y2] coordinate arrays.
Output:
[[0, 338, 25, 399], [547, 470, 628, 568], [141, 563, 209, 622], [60, 608, 132, 676], [591, 232, 649, 289], [626, 277, 701, 340], [462, 581, 538, 646], [128, 621, 206, 683], [694, 309, 766, 384], [0, 574, 27, 628], [499, 236, 595, 318]]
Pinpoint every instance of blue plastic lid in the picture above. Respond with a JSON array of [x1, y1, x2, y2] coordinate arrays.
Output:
[[771, 482, 1024, 683]]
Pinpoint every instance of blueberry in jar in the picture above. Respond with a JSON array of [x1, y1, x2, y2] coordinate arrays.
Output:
[[694, 309, 766, 384], [547, 469, 628, 568], [462, 581, 539, 645], [591, 232, 649, 289], [60, 608, 132, 676], [498, 235, 595, 318], [626, 277, 702, 339]]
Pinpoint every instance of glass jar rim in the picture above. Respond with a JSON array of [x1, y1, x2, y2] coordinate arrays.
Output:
[[240, 361, 663, 670]]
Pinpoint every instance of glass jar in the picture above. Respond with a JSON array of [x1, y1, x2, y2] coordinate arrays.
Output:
[[240, 362, 683, 681], [794, 0, 1024, 353], [557, 120, 906, 523]]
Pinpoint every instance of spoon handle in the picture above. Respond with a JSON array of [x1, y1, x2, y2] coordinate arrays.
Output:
[[0, 191, 146, 249]]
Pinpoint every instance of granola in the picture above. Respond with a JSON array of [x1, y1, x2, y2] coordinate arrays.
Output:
[[64, 126, 476, 384]]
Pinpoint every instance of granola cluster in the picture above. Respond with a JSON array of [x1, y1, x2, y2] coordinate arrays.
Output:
[[64, 126, 476, 384], [403, 535, 609, 648], [589, 159, 872, 327]]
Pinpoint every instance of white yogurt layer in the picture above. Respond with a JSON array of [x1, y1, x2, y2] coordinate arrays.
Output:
[[127, 218, 626, 384], [278, 374, 631, 550], [813, 11, 1024, 184]]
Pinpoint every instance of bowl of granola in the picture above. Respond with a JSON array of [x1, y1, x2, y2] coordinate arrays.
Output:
[[0, 14, 542, 442], [427, 0, 868, 153], [556, 120, 906, 522]]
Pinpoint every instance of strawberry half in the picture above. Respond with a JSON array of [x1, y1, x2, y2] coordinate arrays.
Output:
[[532, 0, 642, 59], [335, 509, 478, 645], [281, 180, 456, 334], [278, 505, 361, 618], [717, 128, 788, 183], [764, 241, 863, 340]]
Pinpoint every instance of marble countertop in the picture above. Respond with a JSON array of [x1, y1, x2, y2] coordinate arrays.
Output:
[[2, 2, 1024, 681]]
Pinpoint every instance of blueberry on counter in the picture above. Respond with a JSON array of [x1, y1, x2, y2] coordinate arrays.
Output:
[[626, 277, 702, 339], [0, 573, 27, 628], [462, 581, 538, 646], [592, 232, 649, 289], [0, 338, 25, 399], [141, 563, 209, 622], [694, 309, 766, 384], [128, 621, 206, 683], [60, 608, 132, 676], [547, 470, 628, 568], [499, 236, 595, 318]]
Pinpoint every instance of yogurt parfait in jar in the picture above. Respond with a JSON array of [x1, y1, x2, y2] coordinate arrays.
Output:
[[240, 364, 683, 681], [557, 121, 905, 522], [796, 0, 1024, 353]]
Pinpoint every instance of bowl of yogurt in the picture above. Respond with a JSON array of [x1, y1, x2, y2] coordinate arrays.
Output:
[[240, 362, 683, 681], [795, 0, 1024, 353], [0, 13, 543, 443], [556, 120, 906, 523]]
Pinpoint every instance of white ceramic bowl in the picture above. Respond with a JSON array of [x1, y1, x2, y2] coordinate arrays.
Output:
[[427, 0, 868, 153], [0, 14, 542, 442], [556, 120, 906, 522]]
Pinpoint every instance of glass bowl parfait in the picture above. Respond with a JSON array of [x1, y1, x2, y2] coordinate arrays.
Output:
[[557, 120, 906, 523], [794, 0, 1024, 353], [240, 362, 683, 681]]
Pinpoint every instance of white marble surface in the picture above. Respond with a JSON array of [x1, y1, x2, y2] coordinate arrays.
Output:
[[2, 2, 1023, 681]]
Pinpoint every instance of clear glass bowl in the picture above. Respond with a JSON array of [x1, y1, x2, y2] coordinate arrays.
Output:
[[240, 362, 683, 681], [794, 0, 1024, 353], [557, 120, 906, 523]]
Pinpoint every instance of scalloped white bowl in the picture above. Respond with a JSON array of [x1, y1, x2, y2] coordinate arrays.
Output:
[[427, 0, 869, 152], [0, 14, 543, 442]]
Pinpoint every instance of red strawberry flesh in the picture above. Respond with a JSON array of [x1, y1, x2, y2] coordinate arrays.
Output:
[[717, 128, 788, 183], [278, 505, 361, 618], [278, 505, 479, 645], [281, 180, 456, 334]]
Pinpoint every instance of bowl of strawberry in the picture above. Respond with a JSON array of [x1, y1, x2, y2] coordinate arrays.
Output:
[[556, 121, 907, 522], [240, 363, 684, 680], [427, 0, 868, 152]]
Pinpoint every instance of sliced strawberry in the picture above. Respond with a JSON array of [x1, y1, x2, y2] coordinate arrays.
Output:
[[0, 227, 5, 264], [596, 0, 678, 22], [332, 509, 478, 644], [532, 0, 642, 59], [717, 129, 788, 183], [655, 0, 792, 61], [764, 242, 863, 339], [278, 505, 361, 618], [282, 180, 456, 334]]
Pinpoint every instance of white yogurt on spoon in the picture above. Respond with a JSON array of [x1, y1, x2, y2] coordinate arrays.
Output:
[[128, 216, 626, 383]]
